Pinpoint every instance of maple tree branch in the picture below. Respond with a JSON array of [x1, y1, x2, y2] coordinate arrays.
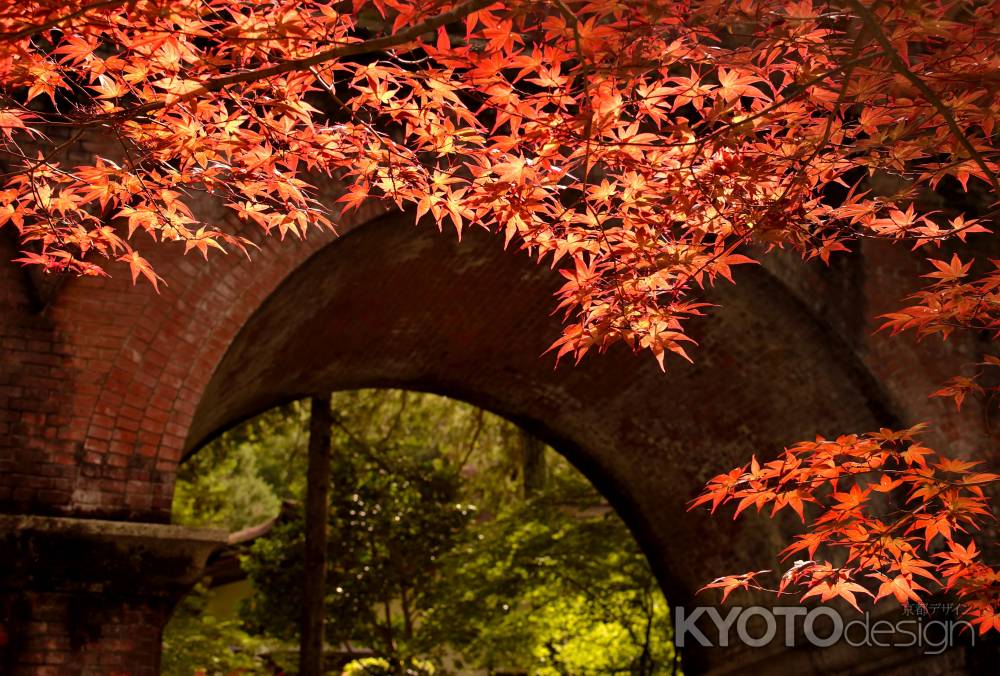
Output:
[[81, 0, 495, 125], [843, 0, 1000, 196], [0, 0, 128, 41], [552, 0, 637, 332], [743, 22, 873, 254], [696, 51, 885, 148]]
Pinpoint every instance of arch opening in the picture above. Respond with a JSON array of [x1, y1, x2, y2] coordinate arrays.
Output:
[[169, 388, 679, 675]]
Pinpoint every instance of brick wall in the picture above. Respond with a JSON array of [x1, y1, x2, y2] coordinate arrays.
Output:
[[0, 164, 387, 519], [1, 591, 167, 676]]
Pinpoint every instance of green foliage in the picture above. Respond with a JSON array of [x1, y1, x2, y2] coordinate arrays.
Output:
[[235, 517, 307, 642], [240, 449, 473, 659], [162, 584, 269, 676], [171, 390, 677, 674], [342, 657, 436, 676], [173, 403, 309, 531], [418, 484, 677, 675], [241, 391, 488, 663]]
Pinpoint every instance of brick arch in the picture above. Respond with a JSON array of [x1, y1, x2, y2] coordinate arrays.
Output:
[[0, 196, 959, 541], [5, 189, 981, 527], [184, 210, 891, 600], [3, 196, 993, 674]]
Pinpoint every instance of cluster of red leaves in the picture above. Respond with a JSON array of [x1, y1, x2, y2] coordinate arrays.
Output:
[[2, 0, 1000, 635], [931, 353, 1000, 414], [690, 426, 1000, 633], [883, 254, 1000, 342], [2, 0, 999, 364]]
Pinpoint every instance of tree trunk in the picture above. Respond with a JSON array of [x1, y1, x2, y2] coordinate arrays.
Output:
[[300, 393, 333, 676], [399, 584, 414, 640], [520, 429, 546, 497]]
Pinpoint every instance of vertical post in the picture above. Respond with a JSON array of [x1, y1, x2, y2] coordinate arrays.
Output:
[[520, 429, 546, 498], [300, 394, 332, 676]]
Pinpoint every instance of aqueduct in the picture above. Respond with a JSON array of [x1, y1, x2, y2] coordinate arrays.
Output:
[[0, 173, 996, 673]]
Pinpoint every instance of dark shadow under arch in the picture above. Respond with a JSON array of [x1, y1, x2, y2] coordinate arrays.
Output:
[[187, 211, 895, 673]]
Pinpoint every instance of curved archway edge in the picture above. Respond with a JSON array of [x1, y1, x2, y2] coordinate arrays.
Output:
[[191, 211, 885, 619], [2, 203, 986, 674]]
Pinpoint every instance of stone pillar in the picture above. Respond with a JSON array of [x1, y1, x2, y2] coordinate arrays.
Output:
[[0, 515, 226, 675]]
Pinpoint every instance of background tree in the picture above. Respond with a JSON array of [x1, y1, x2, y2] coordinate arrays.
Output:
[[173, 403, 309, 531], [419, 473, 676, 675], [241, 420, 474, 671], [301, 393, 334, 676]]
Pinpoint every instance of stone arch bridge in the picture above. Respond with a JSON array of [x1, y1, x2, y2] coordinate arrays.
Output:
[[0, 185, 994, 674]]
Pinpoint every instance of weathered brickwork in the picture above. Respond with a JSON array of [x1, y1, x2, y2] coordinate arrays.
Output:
[[0, 516, 224, 675], [0, 188, 388, 520], [2, 593, 167, 676]]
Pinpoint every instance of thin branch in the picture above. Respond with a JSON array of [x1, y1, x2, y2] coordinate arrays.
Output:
[[843, 0, 1000, 195], [74, 0, 496, 126], [455, 408, 485, 472], [0, 0, 127, 41]]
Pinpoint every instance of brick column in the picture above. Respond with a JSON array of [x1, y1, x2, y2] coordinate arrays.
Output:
[[0, 515, 226, 675]]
